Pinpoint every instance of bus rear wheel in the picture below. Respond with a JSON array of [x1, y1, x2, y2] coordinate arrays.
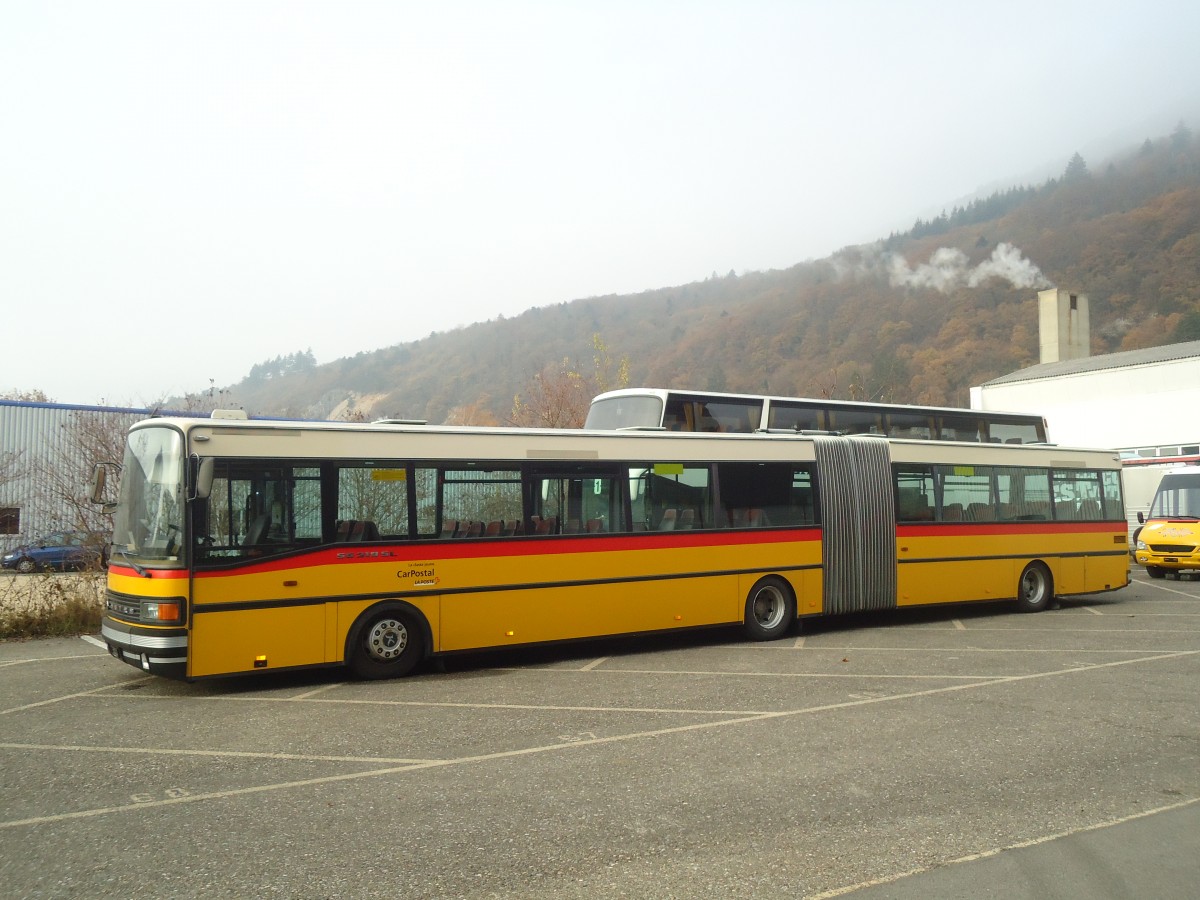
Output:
[[348, 607, 425, 679], [1015, 562, 1053, 613], [743, 576, 796, 641]]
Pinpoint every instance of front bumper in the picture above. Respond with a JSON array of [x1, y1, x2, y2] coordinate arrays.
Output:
[[101, 616, 188, 678], [1134, 549, 1200, 572]]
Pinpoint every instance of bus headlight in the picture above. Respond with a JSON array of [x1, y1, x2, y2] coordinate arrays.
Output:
[[143, 601, 183, 624], [1136, 539, 1147, 551]]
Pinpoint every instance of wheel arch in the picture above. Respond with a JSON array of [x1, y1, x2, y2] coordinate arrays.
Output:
[[1015, 558, 1055, 612], [742, 573, 798, 640], [343, 598, 435, 665]]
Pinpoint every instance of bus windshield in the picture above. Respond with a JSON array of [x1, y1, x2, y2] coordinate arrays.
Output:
[[1149, 471, 1200, 519], [111, 425, 186, 566], [584, 394, 664, 430]]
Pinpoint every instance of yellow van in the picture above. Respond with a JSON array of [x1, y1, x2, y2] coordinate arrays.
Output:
[[1135, 466, 1200, 578]]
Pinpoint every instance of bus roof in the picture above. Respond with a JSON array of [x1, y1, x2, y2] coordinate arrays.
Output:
[[133, 414, 1117, 468], [590, 387, 1042, 420]]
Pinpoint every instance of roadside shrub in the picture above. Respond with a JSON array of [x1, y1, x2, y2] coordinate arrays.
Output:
[[0, 570, 105, 639]]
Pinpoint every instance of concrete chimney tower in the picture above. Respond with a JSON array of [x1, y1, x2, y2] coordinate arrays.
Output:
[[1038, 288, 1090, 364]]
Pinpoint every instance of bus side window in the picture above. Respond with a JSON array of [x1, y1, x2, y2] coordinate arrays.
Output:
[[894, 466, 934, 522], [716, 462, 814, 527], [938, 464, 995, 521], [632, 463, 713, 530], [197, 463, 322, 563], [440, 467, 522, 537], [663, 397, 690, 431], [336, 464, 409, 539], [531, 470, 626, 534]]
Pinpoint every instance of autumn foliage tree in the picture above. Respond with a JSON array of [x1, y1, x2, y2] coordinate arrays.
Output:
[[510, 334, 629, 428]]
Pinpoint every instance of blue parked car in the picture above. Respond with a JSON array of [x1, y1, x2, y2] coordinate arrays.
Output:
[[1, 532, 107, 574]]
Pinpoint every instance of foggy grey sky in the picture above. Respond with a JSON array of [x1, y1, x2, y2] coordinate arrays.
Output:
[[4, 1, 1199, 406]]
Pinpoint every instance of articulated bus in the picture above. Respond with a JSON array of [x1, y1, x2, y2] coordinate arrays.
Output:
[[586, 387, 1049, 444], [95, 413, 1128, 681]]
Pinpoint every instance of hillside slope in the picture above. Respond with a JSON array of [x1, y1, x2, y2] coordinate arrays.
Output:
[[216, 127, 1200, 423]]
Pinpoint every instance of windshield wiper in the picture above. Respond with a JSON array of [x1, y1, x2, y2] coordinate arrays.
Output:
[[111, 549, 151, 578]]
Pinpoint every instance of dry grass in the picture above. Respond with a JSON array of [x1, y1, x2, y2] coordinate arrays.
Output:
[[0, 569, 105, 640]]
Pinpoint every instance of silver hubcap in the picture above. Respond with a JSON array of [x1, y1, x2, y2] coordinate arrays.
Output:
[[366, 618, 409, 662], [752, 585, 786, 630], [1022, 570, 1044, 603]]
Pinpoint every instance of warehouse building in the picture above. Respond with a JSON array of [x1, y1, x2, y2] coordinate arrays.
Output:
[[1, 400, 154, 554]]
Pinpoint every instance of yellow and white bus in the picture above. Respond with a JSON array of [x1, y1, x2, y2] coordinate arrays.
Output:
[[1133, 465, 1200, 578], [586, 387, 1049, 444], [95, 413, 1128, 681]]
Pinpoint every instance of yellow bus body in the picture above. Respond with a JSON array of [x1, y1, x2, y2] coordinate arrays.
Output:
[[896, 522, 1127, 605], [98, 417, 1128, 680], [179, 531, 823, 678]]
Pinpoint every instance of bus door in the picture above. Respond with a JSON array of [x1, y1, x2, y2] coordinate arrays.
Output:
[[813, 436, 897, 613]]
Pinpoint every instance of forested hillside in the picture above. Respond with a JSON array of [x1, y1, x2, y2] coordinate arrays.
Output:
[[211, 124, 1200, 423]]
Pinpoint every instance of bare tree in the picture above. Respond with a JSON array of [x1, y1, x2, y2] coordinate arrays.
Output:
[[445, 401, 500, 426], [28, 406, 141, 538], [510, 359, 593, 428]]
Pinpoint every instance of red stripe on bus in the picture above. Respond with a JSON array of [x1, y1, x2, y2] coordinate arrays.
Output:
[[108, 564, 188, 580], [191, 528, 822, 577], [898, 521, 1124, 538]]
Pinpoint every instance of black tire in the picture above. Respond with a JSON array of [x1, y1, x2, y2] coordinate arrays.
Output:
[[1145, 565, 1166, 579], [1015, 561, 1053, 613], [15, 557, 36, 575], [347, 607, 426, 679], [742, 576, 796, 640]]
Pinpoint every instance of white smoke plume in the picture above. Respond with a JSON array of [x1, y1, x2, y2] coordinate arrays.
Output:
[[885, 242, 1053, 293]]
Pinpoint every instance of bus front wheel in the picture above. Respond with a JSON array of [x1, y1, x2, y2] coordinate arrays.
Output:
[[743, 576, 796, 641], [348, 607, 425, 679], [1015, 562, 1053, 613], [1145, 566, 1167, 579]]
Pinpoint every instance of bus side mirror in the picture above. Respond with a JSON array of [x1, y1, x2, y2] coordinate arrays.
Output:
[[1137, 511, 1145, 524], [90, 463, 120, 511], [193, 457, 214, 500]]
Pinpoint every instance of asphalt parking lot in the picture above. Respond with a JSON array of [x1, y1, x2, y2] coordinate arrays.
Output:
[[2, 574, 1198, 899]]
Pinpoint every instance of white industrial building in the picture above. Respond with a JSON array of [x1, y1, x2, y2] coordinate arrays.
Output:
[[972, 289, 1200, 455], [972, 288, 1200, 526]]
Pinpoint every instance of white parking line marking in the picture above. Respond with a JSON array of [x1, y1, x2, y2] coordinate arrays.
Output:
[[290, 682, 343, 700], [1134, 579, 1200, 597], [0, 742, 438, 766], [3, 649, 1195, 831], [953, 619, 966, 630], [579, 656, 609, 671], [812, 795, 1200, 899], [0, 678, 153, 716], [80, 635, 106, 649]]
